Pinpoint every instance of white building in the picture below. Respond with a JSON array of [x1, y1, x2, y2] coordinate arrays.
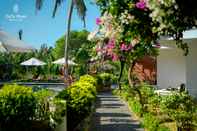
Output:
[[157, 30, 197, 97]]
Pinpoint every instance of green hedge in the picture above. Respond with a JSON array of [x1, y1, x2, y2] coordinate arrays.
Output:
[[56, 75, 97, 131], [0, 84, 66, 131]]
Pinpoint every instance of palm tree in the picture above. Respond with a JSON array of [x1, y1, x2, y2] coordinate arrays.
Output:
[[35, 0, 87, 85]]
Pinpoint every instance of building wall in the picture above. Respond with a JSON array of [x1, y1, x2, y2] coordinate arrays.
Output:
[[157, 41, 186, 89], [133, 56, 156, 85], [186, 39, 197, 97]]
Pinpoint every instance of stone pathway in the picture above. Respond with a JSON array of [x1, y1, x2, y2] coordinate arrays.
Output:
[[90, 92, 144, 131]]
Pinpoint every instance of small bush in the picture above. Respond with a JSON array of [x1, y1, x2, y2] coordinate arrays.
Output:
[[79, 74, 97, 87], [143, 113, 170, 131], [98, 73, 112, 86], [96, 73, 117, 91], [0, 85, 37, 125], [128, 99, 143, 116], [0, 85, 40, 130], [56, 75, 97, 130], [0, 85, 65, 131], [160, 92, 197, 130]]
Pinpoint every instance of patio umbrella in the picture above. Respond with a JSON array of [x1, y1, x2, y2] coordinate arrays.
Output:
[[0, 30, 34, 53], [20, 57, 46, 66], [52, 58, 76, 65]]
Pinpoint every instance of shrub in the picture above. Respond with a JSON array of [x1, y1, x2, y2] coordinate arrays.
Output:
[[160, 92, 197, 130], [34, 89, 54, 121], [98, 73, 112, 86], [0, 85, 65, 131], [0, 85, 37, 130], [128, 98, 143, 116], [56, 75, 97, 130], [79, 74, 97, 87], [143, 113, 170, 131], [96, 73, 117, 91], [138, 84, 155, 105]]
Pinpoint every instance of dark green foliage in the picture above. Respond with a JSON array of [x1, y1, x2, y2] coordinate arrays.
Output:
[[52, 30, 90, 59], [52, 30, 96, 79], [0, 85, 66, 131], [56, 75, 97, 130], [0, 44, 57, 81], [0, 85, 37, 129], [160, 92, 197, 130]]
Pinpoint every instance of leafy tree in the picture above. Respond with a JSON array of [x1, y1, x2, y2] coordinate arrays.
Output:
[[53, 30, 95, 78], [93, 0, 197, 89], [52, 30, 90, 59], [35, 0, 87, 85]]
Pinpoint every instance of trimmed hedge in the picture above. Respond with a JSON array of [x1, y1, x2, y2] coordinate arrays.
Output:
[[56, 75, 97, 131], [0, 84, 66, 131]]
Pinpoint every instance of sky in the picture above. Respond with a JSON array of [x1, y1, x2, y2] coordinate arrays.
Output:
[[0, 0, 100, 48]]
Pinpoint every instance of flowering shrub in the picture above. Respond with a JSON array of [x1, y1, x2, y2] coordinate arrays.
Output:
[[89, 0, 197, 87], [91, 0, 197, 66]]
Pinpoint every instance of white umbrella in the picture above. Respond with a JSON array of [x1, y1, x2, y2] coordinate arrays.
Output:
[[20, 57, 46, 66], [52, 58, 76, 65]]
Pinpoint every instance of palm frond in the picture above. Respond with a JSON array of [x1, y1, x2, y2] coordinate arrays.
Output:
[[52, 0, 64, 18], [73, 0, 87, 27], [35, 0, 44, 11]]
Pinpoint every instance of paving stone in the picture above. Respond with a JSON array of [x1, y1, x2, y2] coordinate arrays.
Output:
[[90, 92, 144, 131]]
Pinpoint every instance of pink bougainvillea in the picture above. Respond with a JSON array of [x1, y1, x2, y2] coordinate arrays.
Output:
[[112, 53, 119, 61], [106, 39, 115, 49], [120, 43, 132, 51], [96, 18, 102, 25], [136, 0, 147, 10]]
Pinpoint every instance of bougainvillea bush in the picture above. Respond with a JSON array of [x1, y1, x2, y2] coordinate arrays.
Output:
[[89, 0, 197, 87]]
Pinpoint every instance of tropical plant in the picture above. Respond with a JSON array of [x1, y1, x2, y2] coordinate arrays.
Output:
[[35, 0, 87, 85], [92, 0, 197, 89]]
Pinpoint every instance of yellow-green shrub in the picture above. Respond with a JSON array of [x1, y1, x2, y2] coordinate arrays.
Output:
[[0, 84, 65, 131], [56, 75, 97, 130], [79, 74, 97, 87]]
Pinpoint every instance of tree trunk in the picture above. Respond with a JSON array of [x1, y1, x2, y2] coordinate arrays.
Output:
[[117, 60, 125, 90], [128, 60, 136, 87], [64, 0, 74, 86], [128, 60, 143, 114]]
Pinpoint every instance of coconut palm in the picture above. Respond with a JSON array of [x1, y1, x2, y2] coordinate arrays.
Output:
[[35, 0, 87, 85]]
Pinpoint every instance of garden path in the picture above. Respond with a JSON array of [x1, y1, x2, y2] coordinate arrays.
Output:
[[90, 92, 144, 131]]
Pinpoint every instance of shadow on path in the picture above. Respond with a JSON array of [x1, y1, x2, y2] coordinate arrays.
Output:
[[90, 92, 144, 131]]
